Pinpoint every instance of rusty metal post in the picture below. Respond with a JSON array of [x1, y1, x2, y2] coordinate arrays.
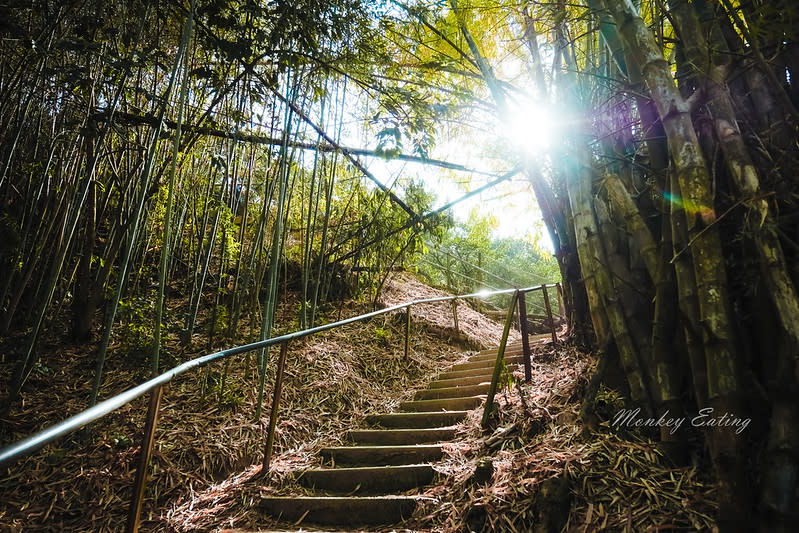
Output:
[[542, 285, 557, 343], [404, 305, 412, 360], [126, 384, 164, 533], [451, 299, 459, 335], [482, 290, 519, 430], [263, 342, 289, 472], [518, 291, 532, 383]]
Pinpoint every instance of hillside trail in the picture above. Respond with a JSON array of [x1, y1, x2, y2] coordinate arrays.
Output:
[[165, 276, 718, 532], [239, 336, 550, 532], [163, 274, 553, 532]]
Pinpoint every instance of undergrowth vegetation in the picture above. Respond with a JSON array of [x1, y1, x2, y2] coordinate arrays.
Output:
[[415, 343, 719, 533], [0, 276, 495, 531]]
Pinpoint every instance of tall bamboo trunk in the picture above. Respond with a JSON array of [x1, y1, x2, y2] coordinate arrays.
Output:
[[72, 126, 98, 341], [603, 173, 686, 457], [668, 0, 799, 526], [604, 0, 751, 527], [553, 2, 652, 410], [564, 151, 652, 410]]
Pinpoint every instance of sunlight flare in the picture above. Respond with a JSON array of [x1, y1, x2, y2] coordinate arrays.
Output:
[[505, 99, 557, 156]]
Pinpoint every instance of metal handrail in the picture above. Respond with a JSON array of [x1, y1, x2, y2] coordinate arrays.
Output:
[[0, 286, 539, 465], [0, 282, 560, 532]]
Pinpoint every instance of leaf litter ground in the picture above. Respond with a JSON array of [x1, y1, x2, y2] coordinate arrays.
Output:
[[0, 274, 718, 532], [413, 342, 719, 532], [0, 274, 507, 531]]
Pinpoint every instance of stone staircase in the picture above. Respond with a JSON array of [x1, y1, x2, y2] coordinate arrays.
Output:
[[260, 344, 528, 529]]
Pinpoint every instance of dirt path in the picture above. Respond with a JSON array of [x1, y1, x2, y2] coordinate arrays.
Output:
[[378, 272, 521, 349]]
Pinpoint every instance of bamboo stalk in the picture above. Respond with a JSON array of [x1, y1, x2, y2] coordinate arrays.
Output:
[[603, 0, 750, 524], [256, 69, 297, 419], [154, 1, 194, 375], [89, 8, 191, 408]]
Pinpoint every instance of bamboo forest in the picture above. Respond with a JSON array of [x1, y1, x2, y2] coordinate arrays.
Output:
[[1, 0, 798, 531]]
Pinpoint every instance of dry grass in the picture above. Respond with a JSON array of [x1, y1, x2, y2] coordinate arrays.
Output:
[[0, 277, 720, 532], [0, 277, 507, 532], [415, 342, 719, 533], [379, 272, 521, 349]]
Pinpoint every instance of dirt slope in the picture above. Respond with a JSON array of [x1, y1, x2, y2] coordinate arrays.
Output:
[[378, 272, 521, 349], [0, 275, 511, 532]]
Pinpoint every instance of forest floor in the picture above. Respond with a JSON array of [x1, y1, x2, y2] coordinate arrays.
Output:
[[0, 273, 719, 532]]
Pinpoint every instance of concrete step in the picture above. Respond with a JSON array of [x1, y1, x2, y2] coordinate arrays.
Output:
[[450, 354, 525, 371], [476, 343, 536, 357], [261, 495, 422, 526], [398, 396, 483, 412], [438, 367, 496, 380], [470, 352, 504, 362], [477, 335, 551, 354], [462, 353, 505, 364], [470, 348, 527, 361], [258, 342, 523, 530], [415, 383, 490, 400], [476, 343, 521, 355], [366, 411, 468, 428], [428, 375, 493, 389], [347, 428, 456, 445], [440, 358, 523, 380], [320, 444, 443, 466], [296, 464, 435, 494]]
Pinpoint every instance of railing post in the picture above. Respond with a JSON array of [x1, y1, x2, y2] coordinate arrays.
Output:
[[518, 291, 532, 383], [542, 284, 557, 343], [126, 384, 164, 533], [482, 290, 519, 429], [263, 342, 289, 472], [254, 345, 270, 420], [404, 305, 412, 360]]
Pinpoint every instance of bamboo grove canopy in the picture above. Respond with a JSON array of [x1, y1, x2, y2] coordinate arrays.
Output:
[[1, 0, 799, 530]]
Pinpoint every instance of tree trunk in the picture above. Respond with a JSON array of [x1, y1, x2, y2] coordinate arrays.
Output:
[[603, 172, 686, 458], [603, 0, 751, 526], [668, 0, 799, 526], [72, 128, 98, 341]]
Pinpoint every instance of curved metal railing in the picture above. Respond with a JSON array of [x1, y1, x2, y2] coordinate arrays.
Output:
[[0, 282, 562, 532]]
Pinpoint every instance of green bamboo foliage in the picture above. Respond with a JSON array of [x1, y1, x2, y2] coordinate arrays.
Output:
[[0, 0, 444, 418], [154, 0, 195, 377], [3, 1, 799, 527]]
